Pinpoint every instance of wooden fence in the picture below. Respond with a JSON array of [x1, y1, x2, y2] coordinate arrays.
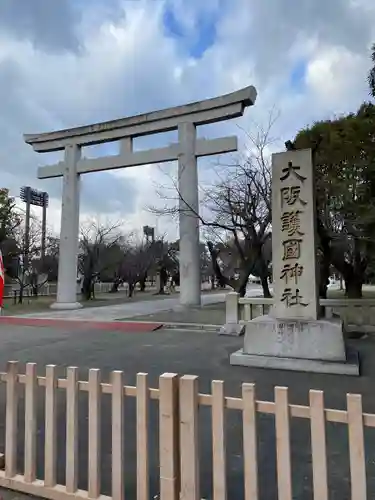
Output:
[[0, 362, 373, 499], [225, 292, 375, 333]]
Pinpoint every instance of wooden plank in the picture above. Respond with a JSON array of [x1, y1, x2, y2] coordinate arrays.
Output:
[[5, 361, 18, 478], [66, 367, 79, 493], [45, 365, 57, 487], [309, 390, 328, 500], [159, 373, 179, 500], [180, 375, 200, 500], [111, 371, 124, 500], [136, 373, 149, 500], [275, 387, 292, 500], [88, 369, 101, 499], [347, 393, 367, 499], [242, 383, 258, 500], [212, 381, 227, 500], [24, 363, 37, 483]]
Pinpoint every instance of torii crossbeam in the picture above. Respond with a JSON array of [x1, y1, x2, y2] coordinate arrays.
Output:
[[24, 86, 257, 310]]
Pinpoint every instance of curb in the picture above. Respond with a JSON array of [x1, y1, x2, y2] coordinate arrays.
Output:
[[0, 317, 163, 332], [115, 319, 221, 332], [157, 322, 221, 332]]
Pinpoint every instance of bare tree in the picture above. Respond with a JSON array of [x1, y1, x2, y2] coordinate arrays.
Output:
[[5, 215, 55, 303], [116, 236, 179, 296], [118, 240, 154, 297], [149, 115, 277, 297], [78, 219, 123, 300]]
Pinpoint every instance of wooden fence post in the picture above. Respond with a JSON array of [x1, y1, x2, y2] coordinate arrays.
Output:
[[24, 363, 37, 483], [275, 387, 292, 500], [88, 369, 101, 499], [136, 373, 149, 500], [180, 375, 200, 500], [242, 383, 258, 500], [5, 361, 18, 478], [66, 366, 79, 494], [309, 390, 328, 500], [212, 380, 227, 500], [44, 365, 57, 487], [111, 371, 124, 500], [159, 373, 179, 500], [347, 393, 367, 499]]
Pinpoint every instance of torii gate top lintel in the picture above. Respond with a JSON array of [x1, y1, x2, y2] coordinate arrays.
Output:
[[24, 85, 257, 153]]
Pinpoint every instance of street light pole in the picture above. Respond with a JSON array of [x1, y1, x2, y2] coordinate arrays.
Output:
[[20, 186, 49, 270], [41, 192, 48, 263], [24, 187, 31, 273]]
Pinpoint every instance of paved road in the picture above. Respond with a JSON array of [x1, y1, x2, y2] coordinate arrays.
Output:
[[0, 323, 374, 499], [13, 286, 265, 321]]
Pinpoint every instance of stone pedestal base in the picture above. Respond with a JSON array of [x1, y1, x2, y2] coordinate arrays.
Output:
[[50, 301, 83, 310], [230, 315, 359, 375], [230, 348, 359, 375]]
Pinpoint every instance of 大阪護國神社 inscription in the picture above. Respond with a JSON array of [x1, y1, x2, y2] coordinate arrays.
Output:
[[282, 238, 302, 260], [280, 161, 307, 182], [281, 210, 304, 237], [280, 262, 303, 285], [279, 160, 308, 308], [280, 287, 308, 307], [280, 186, 307, 207]]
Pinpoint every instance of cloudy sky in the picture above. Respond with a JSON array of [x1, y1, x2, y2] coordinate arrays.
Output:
[[0, 0, 374, 240]]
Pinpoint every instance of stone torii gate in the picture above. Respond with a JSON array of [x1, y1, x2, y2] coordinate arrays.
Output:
[[24, 86, 257, 310]]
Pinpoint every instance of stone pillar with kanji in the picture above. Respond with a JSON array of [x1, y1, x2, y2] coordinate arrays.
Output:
[[230, 148, 359, 375], [271, 149, 319, 321]]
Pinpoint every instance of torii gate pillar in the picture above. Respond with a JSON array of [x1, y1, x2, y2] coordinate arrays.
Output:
[[24, 86, 257, 310], [178, 121, 200, 306]]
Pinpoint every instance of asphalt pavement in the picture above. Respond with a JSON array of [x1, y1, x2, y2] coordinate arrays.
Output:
[[0, 323, 374, 499]]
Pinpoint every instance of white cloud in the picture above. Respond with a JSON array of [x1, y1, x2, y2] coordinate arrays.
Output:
[[0, 0, 374, 242], [306, 46, 369, 107]]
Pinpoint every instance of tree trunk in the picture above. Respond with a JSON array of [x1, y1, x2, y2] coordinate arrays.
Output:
[[18, 285, 24, 304], [158, 267, 168, 294], [139, 277, 146, 292], [238, 282, 247, 297], [128, 283, 135, 297], [211, 275, 215, 290], [344, 275, 363, 298], [110, 281, 120, 293], [318, 257, 330, 299], [82, 276, 93, 300], [207, 242, 230, 288], [261, 276, 271, 298]]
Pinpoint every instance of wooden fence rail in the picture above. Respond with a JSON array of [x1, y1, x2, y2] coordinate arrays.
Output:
[[0, 362, 373, 499]]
